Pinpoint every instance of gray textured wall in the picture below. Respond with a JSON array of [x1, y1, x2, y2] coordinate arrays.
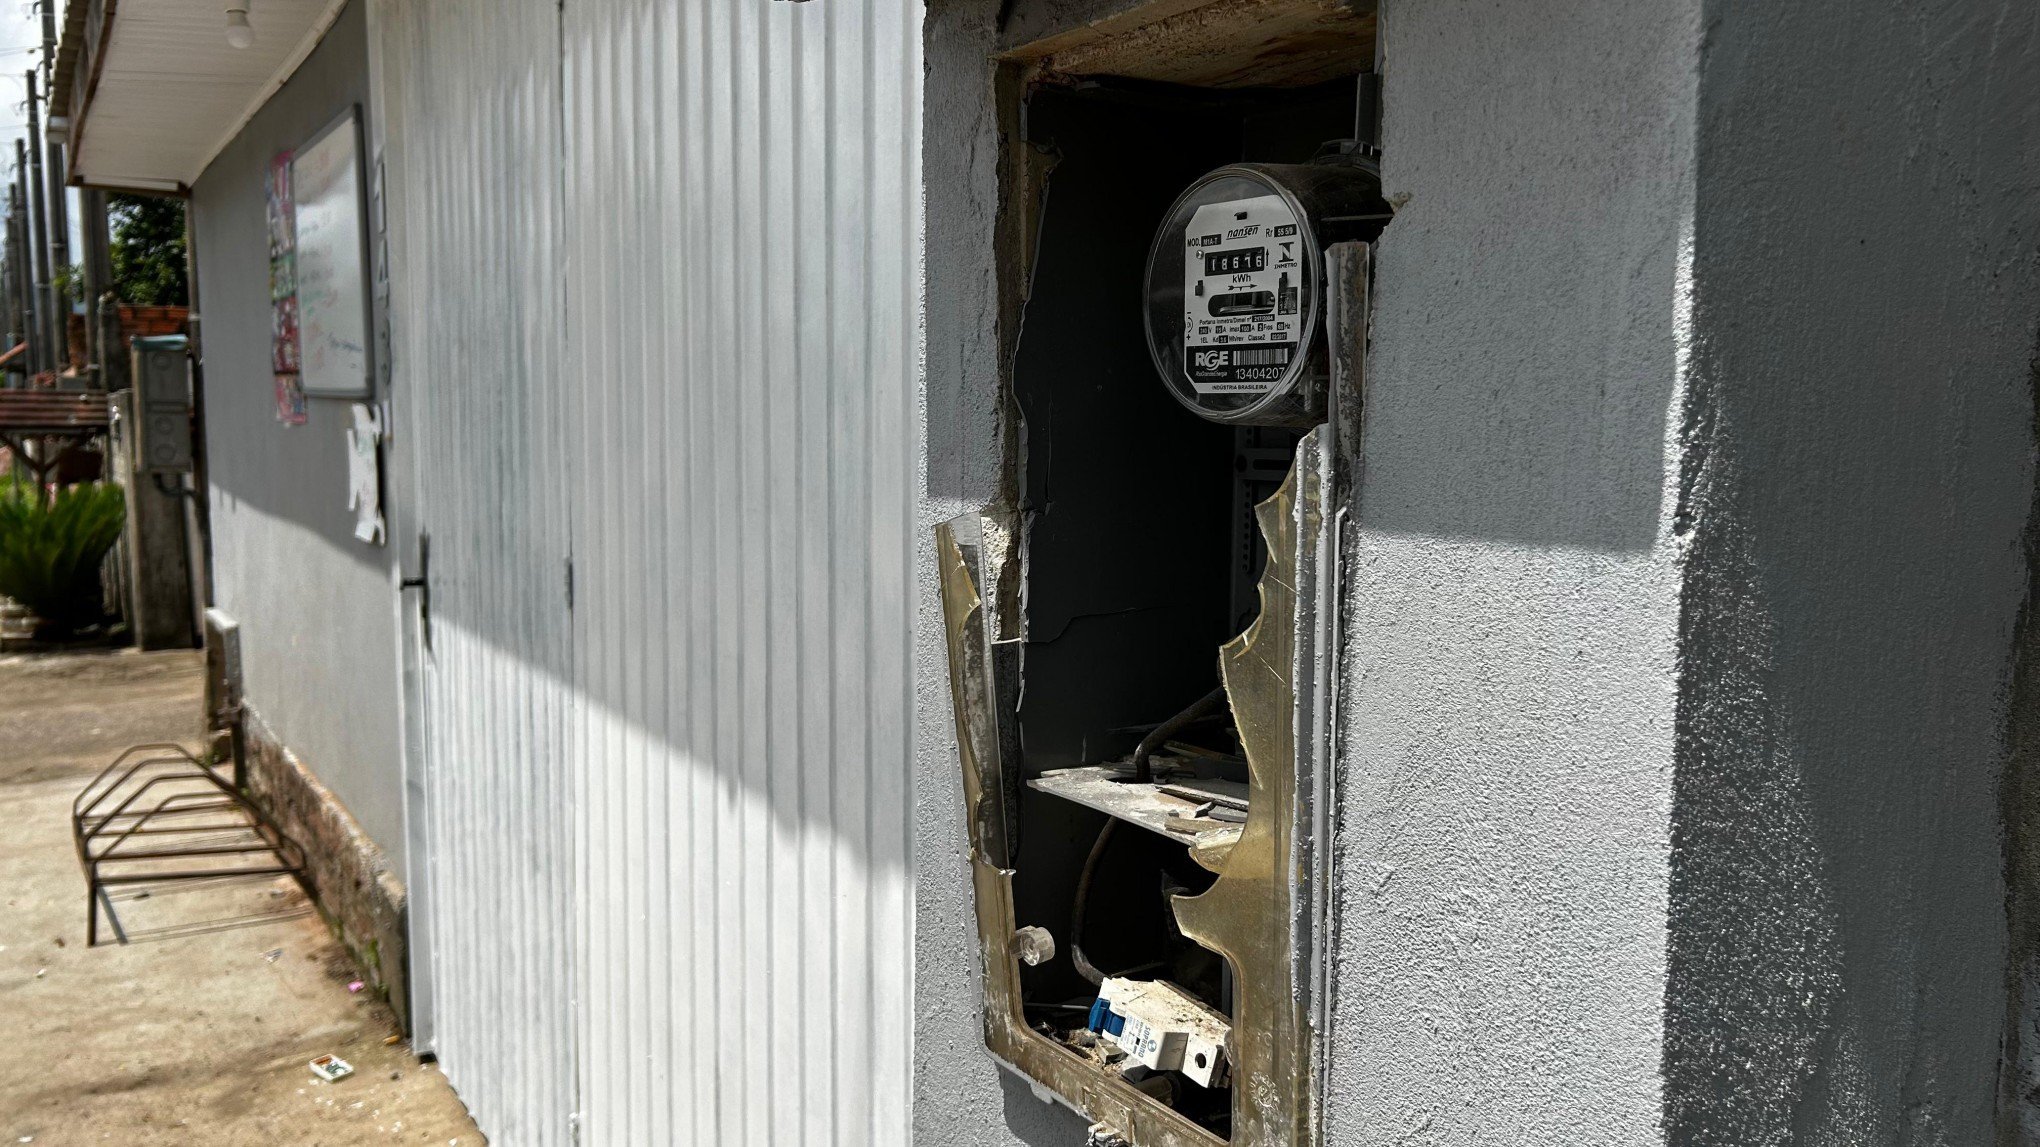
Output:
[[1331, 0, 2040, 1144], [1664, 1, 2039, 1142], [921, 0, 2040, 1141], [189, 0, 405, 868], [1324, 0, 1697, 1140], [915, 0, 1091, 1139]]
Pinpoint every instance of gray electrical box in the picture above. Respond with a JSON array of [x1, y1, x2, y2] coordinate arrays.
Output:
[[132, 335, 192, 474]]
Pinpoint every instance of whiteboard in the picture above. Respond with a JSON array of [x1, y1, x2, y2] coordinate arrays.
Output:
[[291, 108, 371, 397]]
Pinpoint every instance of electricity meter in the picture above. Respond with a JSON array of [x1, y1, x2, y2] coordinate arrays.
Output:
[[1143, 161, 1389, 427]]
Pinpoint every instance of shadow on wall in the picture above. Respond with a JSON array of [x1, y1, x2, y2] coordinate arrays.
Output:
[[1662, 0, 2038, 1141], [1664, 506, 1853, 1140], [1999, 341, 2040, 1145], [1001, 1068, 1094, 1139]]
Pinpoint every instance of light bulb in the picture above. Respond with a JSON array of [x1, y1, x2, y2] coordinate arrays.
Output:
[[225, 7, 254, 49]]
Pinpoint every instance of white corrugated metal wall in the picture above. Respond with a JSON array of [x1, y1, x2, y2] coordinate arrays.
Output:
[[372, 0, 579, 1140], [374, 0, 922, 1141]]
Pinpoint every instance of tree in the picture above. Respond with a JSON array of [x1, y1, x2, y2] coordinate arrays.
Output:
[[108, 193, 187, 306]]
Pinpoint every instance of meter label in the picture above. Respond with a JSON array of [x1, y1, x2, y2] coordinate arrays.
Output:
[[1182, 193, 1303, 395]]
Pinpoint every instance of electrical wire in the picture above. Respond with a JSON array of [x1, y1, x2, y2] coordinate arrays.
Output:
[[1070, 686, 1235, 985], [1130, 686, 1229, 784], [1069, 819, 1118, 987]]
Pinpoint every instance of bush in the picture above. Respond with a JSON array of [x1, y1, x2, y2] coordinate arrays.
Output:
[[110, 194, 189, 306], [0, 480, 127, 637]]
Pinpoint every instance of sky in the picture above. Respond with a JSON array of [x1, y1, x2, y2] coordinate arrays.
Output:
[[0, 0, 86, 268], [0, 1, 42, 146]]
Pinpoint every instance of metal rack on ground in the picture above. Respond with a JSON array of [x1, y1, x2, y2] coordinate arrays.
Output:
[[72, 743, 308, 946]]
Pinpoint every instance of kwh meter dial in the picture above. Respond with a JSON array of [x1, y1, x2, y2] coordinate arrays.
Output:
[[1144, 161, 1390, 426]]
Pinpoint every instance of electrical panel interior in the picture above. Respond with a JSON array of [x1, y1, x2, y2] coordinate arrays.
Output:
[[940, 63, 1389, 1147]]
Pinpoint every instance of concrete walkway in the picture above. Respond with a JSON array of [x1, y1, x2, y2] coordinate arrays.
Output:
[[0, 651, 482, 1145]]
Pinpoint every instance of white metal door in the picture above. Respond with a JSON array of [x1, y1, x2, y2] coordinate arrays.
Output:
[[559, 0, 920, 1141], [375, 0, 921, 1142], [374, 1, 579, 1141]]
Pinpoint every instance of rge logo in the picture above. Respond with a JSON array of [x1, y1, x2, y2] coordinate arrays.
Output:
[[1193, 350, 1229, 370]]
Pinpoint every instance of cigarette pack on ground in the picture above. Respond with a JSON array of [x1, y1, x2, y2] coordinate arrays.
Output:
[[309, 1054, 355, 1082]]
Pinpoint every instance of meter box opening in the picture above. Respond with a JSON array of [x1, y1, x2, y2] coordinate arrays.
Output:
[[935, 8, 1389, 1144]]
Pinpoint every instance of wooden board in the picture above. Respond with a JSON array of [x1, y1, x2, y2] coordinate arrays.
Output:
[[1005, 0, 1376, 90]]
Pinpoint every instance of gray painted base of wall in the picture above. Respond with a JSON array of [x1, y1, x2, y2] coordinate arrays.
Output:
[[238, 709, 410, 1032]]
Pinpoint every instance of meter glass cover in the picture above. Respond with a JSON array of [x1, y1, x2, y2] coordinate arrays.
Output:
[[1145, 171, 1315, 419]]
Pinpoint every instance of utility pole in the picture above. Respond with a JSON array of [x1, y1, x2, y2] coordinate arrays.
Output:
[[10, 204, 23, 363], [81, 188, 110, 386], [45, 145, 67, 377], [37, 0, 53, 86], [39, 0, 65, 378], [3, 187, 19, 360], [14, 141, 40, 374], [24, 72, 52, 377]]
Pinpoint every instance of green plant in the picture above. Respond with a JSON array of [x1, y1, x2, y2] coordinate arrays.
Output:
[[109, 193, 189, 306], [0, 480, 126, 637]]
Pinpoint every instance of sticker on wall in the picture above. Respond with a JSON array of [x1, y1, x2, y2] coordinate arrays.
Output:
[[267, 150, 302, 381], [271, 296, 300, 373], [346, 403, 385, 545], [275, 373, 307, 426]]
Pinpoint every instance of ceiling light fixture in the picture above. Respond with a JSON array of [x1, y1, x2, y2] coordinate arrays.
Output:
[[224, 3, 254, 49]]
